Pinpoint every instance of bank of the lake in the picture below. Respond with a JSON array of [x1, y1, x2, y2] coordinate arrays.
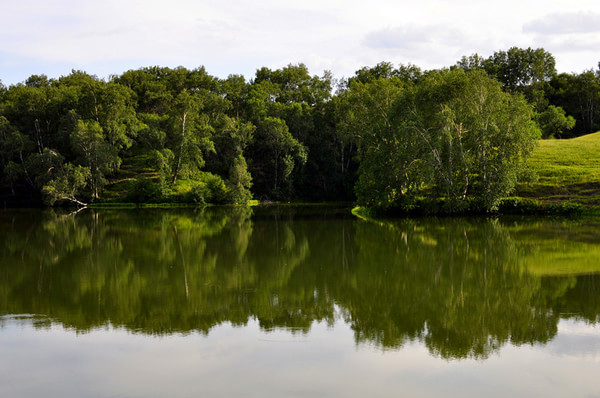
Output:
[[352, 131, 600, 217]]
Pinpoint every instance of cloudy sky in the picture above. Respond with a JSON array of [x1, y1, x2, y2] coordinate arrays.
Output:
[[1, 0, 599, 85]]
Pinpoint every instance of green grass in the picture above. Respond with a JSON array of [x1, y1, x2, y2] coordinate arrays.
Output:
[[100, 152, 159, 202], [98, 152, 206, 203], [516, 132, 600, 206], [99, 151, 235, 205]]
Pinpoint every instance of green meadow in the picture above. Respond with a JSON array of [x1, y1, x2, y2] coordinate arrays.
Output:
[[517, 132, 600, 207]]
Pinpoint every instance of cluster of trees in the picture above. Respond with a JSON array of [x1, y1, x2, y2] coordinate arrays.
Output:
[[0, 66, 341, 207], [1, 48, 599, 211], [342, 68, 539, 212]]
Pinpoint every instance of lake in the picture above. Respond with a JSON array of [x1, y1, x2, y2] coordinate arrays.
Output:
[[1, 206, 600, 397]]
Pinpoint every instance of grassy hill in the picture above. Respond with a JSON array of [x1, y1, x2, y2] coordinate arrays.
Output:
[[99, 152, 202, 204], [516, 132, 600, 206]]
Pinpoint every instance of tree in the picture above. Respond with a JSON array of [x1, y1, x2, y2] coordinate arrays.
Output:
[[483, 47, 556, 90], [70, 120, 120, 198], [168, 90, 215, 184], [537, 105, 576, 138], [351, 62, 422, 85], [42, 163, 90, 206], [340, 76, 419, 208], [346, 69, 539, 213], [96, 82, 142, 152], [452, 70, 540, 210], [248, 117, 307, 199], [245, 65, 336, 200], [456, 53, 487, 72], [206, 115, 254, 178], [457, 48, 558, 112], [549, 70, 600, 136], [221, 74, 248, 119], [115, 67, 174, 114], [227, 154, 253, 204], [1, 83, 63, 154], [0, 117, 36, 188]]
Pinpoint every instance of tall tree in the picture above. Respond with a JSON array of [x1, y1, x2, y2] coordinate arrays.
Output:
[[168, 90, 215, 184], [483, 47, 556, 90], [549, 70, 600, 136], [345, 69, 539, 212], [247, 117, 306, 199], [70, 120, 119, 198]]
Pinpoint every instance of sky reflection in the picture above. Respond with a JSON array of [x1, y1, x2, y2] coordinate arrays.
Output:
[[1, 317, 599, 398]]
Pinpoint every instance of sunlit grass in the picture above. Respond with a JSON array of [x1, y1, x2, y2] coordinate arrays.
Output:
[[517, 132, 600, 205]]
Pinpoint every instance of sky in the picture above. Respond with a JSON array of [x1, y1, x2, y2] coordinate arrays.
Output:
[[1, 0, 600, 86]]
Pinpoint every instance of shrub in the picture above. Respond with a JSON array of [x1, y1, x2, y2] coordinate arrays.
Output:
[[127, 178, 163, 203]]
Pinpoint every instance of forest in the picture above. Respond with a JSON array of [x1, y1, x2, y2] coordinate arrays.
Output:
[[0, 47, 598, 212]]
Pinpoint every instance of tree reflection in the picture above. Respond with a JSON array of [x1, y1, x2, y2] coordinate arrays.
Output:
[[0, 207, 599, 359]]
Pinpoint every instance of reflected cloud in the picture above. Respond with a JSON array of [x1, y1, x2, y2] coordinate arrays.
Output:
[[550, 320, 600, 358]]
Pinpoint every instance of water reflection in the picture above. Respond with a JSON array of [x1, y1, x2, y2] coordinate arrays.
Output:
[[0, 207, 599, 359]]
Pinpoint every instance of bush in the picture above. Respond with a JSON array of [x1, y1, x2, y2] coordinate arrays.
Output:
[[205, 174, 229, 204], [126, 178, 164, 203], [186, 173, 229, 204], [187, 183, 210, 204]]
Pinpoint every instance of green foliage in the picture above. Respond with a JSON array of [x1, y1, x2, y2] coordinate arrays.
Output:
[[70, 119, 120, 198], [151, 148, 174, 187], [549, 70, 600, 136], [168, 90, 216, 183], [346, 69, 539, 213], [498, 197, 584, 215], [42, 163, 90, 206], [186, 173, 229, 204], [227, 155, 253, 204], [0, 54, 598, 207], [205, 114, 255, 179], [478, 47, 556, 90], [138, 113, 169, 149], [537, 105, 576, 138], [126, 177, 164, 203], [351, 61, 422, 84], [96, 82, 142, 151], [204, 173, 229, 204], [248, 116, 307, 200]]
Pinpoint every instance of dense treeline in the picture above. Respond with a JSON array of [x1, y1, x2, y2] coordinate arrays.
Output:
[[1, 47, 599, 211]]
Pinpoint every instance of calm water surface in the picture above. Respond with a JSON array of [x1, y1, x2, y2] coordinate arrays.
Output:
[[1, 206, 599, 397]]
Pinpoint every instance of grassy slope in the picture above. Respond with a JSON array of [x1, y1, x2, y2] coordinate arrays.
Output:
[[516, 132, 600, 206], [100, 152, 198, 204], [100, 151, 238, 205], [98, 152, 159, 203]]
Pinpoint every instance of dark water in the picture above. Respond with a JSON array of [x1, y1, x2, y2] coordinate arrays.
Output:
[[1, 206, 599, 397]]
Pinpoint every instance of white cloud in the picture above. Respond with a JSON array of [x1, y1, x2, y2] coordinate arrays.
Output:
[[364, 25, 470, 50], [1, 0, 600, 84], [521, 12, 600, 69], [523, 12, 600, 35]]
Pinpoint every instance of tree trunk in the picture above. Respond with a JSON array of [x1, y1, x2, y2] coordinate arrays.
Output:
[[172, 111, 188, 184]]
